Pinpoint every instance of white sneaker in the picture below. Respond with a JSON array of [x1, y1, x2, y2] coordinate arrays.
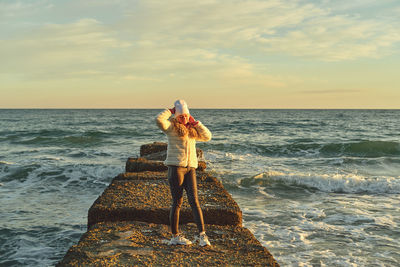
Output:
[[199, 232, 211, 246], [168, 234, 192, 245]]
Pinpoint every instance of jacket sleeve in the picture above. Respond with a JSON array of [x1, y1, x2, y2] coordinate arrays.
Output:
[[155, 108, 172, 133], [194, 121, 212, 142]]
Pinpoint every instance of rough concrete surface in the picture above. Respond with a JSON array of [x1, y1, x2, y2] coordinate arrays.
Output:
[[140, 142, 204, 160], [140, 142, 168, 156], [57, 221, 279, 267], [88, 178, 242, 228], [114, 171, 168, 181], [58, 142, 279, 266], [113, 170, 219, 184], [126, 157, 207, 172]]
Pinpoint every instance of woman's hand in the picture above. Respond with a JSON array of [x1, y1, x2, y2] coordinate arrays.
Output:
[[188, 115, 199, 126]]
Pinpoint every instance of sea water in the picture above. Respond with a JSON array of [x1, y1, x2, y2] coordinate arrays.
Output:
[[0, 109, 399, 266]]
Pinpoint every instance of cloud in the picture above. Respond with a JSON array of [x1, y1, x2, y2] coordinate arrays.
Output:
[[259, 14, 400, 61], [121, 0, 325, 47], [0, 0, 53, 19], [118, 0, 400, 61], [0, 18, 131, 80], [299, 89, 361, 94], [0, 14, 287, 88], [1, 0, 399, 87], [319, 0, 397, 13]]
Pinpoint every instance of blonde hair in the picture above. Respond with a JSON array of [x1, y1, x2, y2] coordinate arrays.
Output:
[[171, 118, 198, 138]]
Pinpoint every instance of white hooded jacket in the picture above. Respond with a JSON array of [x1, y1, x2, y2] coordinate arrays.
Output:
[[155, 109, 212, 168]]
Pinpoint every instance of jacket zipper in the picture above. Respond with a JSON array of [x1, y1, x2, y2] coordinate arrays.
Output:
[[185, 138, 189, 167]]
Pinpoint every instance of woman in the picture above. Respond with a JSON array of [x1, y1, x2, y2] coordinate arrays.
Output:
[[155, 99, 212, 246]]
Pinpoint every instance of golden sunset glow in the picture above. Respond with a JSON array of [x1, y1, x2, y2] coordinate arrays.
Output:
[[1, 0, 399, 108]]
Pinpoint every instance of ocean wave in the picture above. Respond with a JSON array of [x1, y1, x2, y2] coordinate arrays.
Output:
[[239, 170, 400, 194], [320, 141, 400, 157], [211, 140, 400, 158], [273, 140, 400, 158], [0, 164, 42, 183], [3, 128, 145, 146], [2, 129, 73, 139], [11, 134, 114, 147]]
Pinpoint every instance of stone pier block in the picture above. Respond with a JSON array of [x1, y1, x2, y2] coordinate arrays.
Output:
[[57, 221, 279, 267], [140, 142, 168, 156], [140, 142, 204, 160], [113, 171, 219, 184], [88, 178, 242, 229], [125, 157, 206, 172]]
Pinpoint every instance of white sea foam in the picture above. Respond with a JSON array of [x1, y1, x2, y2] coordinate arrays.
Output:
[[256, 186, 276, 198], [241, 170, 400, 194], [0, 161, 15, 165], [206, 150, 251, 163]]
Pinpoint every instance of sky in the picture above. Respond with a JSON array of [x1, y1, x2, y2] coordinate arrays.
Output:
[[1, 0, 399, 109]]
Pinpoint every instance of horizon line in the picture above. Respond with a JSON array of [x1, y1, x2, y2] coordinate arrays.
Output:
[[1, 108, 399, 110]]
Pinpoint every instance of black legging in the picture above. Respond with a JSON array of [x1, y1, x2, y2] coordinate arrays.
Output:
[[167, 165, 205, 235]]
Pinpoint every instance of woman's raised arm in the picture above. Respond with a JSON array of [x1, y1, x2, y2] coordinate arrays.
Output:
[[155, 108, 172, 133], [194, 121, 212, 142]]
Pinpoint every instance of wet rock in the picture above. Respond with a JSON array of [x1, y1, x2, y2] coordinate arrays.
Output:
[[113, 170, 215, 183], [87, 179, 242, 228], [142, 150, 167, 161], [125, 157, 206, 172], [125, 157, 167, 172], [140, 142, 168, 156], [140, 142, 204, 160], [57, 221, 279, 267], [197, 161, 207, 171], [114, 171, 168, 181]]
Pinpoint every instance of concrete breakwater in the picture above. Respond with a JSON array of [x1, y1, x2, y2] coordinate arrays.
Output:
[[57, 142, 279, 266]]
